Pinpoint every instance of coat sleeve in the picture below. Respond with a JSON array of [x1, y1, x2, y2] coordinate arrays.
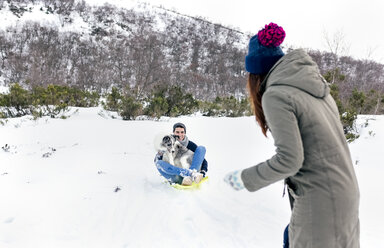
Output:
[[241, 89, 304, 192]]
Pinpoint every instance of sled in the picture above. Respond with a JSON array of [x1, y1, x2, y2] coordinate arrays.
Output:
[[171, 176, 209, 190]]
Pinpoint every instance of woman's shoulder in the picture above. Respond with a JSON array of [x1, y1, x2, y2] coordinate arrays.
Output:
[[263, 86, 293, 103]]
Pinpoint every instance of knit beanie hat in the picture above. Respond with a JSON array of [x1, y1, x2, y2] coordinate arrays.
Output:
[[173, 122, 186, 133], [245, 23, 286, 75]]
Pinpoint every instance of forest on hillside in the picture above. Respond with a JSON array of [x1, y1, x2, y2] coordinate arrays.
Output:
[[1, 0, 384, 125]]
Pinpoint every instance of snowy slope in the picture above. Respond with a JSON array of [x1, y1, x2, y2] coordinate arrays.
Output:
[[0, 107, 383, 247], [0, 0, 180, 35], [0, 2, 87, 33]]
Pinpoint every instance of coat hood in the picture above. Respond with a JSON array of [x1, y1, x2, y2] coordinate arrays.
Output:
[[263, 49, 330, 98]]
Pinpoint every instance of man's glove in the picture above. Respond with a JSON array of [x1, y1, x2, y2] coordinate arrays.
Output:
[[224, 170, 245, 191]]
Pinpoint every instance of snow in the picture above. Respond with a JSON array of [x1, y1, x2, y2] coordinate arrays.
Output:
[[0, 2, 94, 34], [0, 107, 383, 247], [83, 0, 139, 9], [0, 83, 8, 94], [0, 2, 91, 34]]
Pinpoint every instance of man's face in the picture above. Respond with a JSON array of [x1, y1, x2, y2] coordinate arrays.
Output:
[[173, 127, 185, 141]]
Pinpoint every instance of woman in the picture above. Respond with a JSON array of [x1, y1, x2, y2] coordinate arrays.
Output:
[[224, 23, 360, 247]]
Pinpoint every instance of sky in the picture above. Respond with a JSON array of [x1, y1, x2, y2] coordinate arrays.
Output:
[[86, 0, 384, 63]]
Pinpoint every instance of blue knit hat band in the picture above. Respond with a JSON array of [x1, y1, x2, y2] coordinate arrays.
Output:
[[245, 34, 284, 75]]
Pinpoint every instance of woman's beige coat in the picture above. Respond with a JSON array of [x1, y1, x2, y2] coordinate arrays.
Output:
[[241, 49, 360, 248]]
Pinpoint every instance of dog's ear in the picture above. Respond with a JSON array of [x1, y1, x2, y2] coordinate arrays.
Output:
[[162, 136, 170, 143], [172, 134, 179, 140]]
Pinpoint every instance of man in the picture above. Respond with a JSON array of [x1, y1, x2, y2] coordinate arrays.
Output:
[[155, 122, 208, 186]]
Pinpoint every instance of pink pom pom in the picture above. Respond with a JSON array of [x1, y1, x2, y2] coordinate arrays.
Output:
[[257, 23, 286, 47]]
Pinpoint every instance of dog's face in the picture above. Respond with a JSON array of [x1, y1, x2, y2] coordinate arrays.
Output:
[[159, 134, 193, 169], [160, 135, 177, 153], [160, 134, 187, 154]]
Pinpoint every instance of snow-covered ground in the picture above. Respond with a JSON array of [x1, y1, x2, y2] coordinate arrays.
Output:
[[0, 107, 383, 247]]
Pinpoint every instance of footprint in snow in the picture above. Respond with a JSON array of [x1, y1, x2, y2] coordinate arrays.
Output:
[[4, 217, 15, 224]]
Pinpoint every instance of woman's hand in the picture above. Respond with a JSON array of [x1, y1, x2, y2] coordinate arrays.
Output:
[[224, 170, 245, 191]]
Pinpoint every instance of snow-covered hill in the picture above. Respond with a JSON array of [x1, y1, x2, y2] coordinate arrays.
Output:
[[0, 107, 383, 247], [0, 0, 143, 35]]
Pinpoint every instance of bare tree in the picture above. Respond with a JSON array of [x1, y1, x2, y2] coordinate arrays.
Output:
[[43, 0, 75, 15], [323, 29, 350, 84], [0, 31, 14, 71]]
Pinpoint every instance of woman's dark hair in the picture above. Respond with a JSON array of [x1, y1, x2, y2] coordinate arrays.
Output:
[[247, 73, 268, 137]]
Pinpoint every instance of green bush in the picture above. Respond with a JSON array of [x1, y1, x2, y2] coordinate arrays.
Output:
[[323, 68, 346, 84], [104, 86, 143, 120], [325, 71, 360, 142], [31, 85, 69, 117], [144, 96, 168, 118], [166, 86, 198, 116], [345, 132, 360, 143], [362, 89, 382, 114], [200, 96, 252, 117], [0, 83, 100, 119], [199, 100, 220, 117], [0, 83, 31, 117], [31, 84, 99, 118], [105, 87, 122, 112], [144, 86, 198, 118], [348, 88, 366, 114], [32, 84, 99, 108], [119, 96, 142, 120], [329, 83, 344, 114]]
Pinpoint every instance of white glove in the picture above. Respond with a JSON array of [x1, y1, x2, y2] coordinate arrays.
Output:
[[224, 170, 245, 191]]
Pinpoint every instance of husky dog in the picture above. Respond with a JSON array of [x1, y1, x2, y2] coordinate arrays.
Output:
[[159, 134, 194, 169]]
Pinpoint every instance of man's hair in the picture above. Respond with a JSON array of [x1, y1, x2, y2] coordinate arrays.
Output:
[[173, 122, 186, 133]]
